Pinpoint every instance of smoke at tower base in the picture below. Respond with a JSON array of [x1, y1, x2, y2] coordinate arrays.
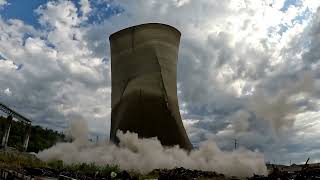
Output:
[[37, 119, 267, 177]]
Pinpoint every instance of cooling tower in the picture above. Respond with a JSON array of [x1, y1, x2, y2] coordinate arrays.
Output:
[[109, 23, 193, 150]]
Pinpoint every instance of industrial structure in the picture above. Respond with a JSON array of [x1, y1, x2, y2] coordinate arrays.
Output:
[[109, 23, 193, 150], [0, 102, 31, 151]]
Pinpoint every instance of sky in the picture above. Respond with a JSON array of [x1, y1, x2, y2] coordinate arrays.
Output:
[[0, 0, 319, 165]]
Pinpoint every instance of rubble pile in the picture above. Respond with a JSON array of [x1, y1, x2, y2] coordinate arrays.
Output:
[[1, 158, 320, 180], [249, 159, 320, 180], [0, 167, 228, 180], [151, 167, 226, 180]]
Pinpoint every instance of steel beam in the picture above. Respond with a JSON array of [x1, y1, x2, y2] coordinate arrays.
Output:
[[1, 115, 13, 148], [0, 102, 31, 124], [23, 123, 31, 151]]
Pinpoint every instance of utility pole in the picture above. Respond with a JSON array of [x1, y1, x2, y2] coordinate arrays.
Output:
[[234, 139, 238, 150]]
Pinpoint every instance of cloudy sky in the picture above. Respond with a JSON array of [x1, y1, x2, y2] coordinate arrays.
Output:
[[0, 0, 319, 164]]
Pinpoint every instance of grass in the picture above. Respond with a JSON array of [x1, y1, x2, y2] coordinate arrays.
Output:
[[48, 160, 120, 177], [0, 150, 46, 169], [0, 150, 120, 177]]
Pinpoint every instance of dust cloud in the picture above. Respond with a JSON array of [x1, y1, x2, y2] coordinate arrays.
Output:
[[37, 119, 267, 177]]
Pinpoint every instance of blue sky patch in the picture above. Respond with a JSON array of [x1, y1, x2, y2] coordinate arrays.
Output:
[[0, 53, 7, 60], [0, 0, 48, 28], [292, 7, 311, 24], [0, 0, 124, 28], [16, 64, 23, 70], [101, 57, 109, 64], [86, 1, 124, 25], [281, 0, 302, 12]]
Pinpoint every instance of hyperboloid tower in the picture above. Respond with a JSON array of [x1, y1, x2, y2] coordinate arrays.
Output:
[[109, 23, 192, 150]]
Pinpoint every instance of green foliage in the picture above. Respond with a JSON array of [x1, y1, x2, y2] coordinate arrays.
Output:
[[46, 160, 120, 177], [28, 125, 66, 152], [0, 152, 119, 177], [62, 163, 120, 176], [47, 160, 64, 171], [0, 116, 66, 152], [99, 164, 120, 176], [0, 151, 46, 169]]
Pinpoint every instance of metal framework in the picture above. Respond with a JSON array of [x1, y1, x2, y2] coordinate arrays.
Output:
[[0, 102, 31, 151], [0, 102, 31, 124]]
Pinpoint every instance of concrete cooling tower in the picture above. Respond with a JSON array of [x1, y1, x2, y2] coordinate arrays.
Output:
[[109, 23, 193, 150]]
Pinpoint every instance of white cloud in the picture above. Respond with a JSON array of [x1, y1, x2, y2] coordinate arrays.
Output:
[[80, 0, 91, 18], [0, 1, 110, 133], [36, 1, 79, 28], [4, 88, 12, 96], [0, 0, 7, 7], [0, 59, 18, 70], [172, 0, 190, 7]]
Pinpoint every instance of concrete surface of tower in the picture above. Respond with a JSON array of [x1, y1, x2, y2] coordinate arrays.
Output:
[[109, 23, 193, 150]]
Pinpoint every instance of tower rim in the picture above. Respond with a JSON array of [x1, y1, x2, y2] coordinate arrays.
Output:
[[109, 23, 181, 41]]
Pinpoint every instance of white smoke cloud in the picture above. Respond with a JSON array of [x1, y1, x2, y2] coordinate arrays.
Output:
[[37, 120, 267, 177], [229, 110, 250, 134], [249, 71, 317, 133]]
